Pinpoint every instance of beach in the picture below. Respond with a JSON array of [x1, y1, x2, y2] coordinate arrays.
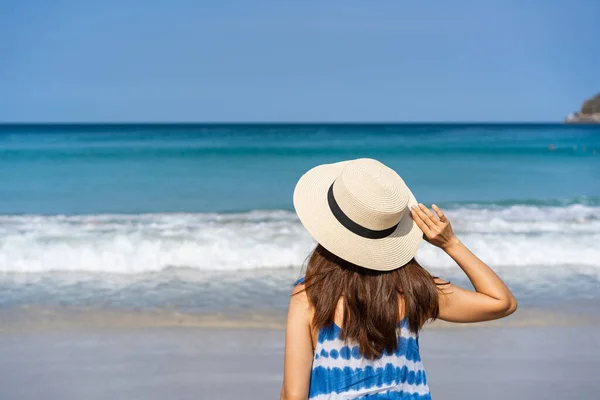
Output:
[[1, 123, 599, 399], [1, 307, 599, 400]]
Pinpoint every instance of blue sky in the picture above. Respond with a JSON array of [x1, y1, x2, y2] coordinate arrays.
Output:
[[1, 0, 598, 122]]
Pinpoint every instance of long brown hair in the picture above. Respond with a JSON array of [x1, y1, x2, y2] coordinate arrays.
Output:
[[300, 244, 442, 359]]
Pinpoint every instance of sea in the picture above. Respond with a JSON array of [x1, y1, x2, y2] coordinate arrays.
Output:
[[0, 124, 599, 324]]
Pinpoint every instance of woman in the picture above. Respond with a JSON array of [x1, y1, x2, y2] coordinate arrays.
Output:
[[281, 158, 517, 400]]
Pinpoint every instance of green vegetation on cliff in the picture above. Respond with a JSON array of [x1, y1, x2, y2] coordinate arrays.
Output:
[[581, 93, 600, 115]]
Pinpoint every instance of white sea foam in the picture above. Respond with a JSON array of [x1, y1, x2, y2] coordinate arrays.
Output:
[[0, 205, 598, 275]]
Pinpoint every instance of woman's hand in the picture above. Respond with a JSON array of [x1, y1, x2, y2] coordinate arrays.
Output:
[[410, 204, 459, 250]]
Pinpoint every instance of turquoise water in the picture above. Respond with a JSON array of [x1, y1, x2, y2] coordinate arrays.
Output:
[[1, 123, 599, 214], [0, 123, 599, 311]]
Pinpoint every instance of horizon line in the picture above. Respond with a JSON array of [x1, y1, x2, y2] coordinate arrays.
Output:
[[0, 121, 577, 126]]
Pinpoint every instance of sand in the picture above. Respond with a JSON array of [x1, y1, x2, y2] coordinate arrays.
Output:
[[1, 314, 599, 400]]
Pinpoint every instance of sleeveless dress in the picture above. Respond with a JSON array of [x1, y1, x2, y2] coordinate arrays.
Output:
[[295, 278, 432, 400]]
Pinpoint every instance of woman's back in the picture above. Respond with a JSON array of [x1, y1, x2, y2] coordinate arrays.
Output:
[[310, 318, 429, 399], [292, 276, 430, 400]]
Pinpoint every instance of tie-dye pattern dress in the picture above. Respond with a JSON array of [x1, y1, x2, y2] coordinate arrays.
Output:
[[308, 319, 431, 399], [296, 279, 431, 399]]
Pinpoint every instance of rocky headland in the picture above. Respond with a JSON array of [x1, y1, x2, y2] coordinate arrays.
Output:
[[565, 93, 600, 123]]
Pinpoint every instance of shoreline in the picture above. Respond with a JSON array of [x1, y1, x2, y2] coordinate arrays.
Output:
[[2, 303, 599, 334]]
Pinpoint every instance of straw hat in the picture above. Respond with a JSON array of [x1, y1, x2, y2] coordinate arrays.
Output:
[[293, 158, 422, 271]]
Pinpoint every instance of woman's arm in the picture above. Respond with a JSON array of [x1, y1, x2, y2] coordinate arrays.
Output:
[[281, 284, 313, 400], [411, 204, 518, 323]]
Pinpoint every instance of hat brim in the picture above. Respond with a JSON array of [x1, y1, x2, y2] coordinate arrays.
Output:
[[293, 161, 422, 271]]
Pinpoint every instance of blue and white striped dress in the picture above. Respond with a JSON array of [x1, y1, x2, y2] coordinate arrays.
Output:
[[298, 280, 431, 399]]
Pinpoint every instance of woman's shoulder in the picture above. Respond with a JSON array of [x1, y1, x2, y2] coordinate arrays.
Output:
[[288, 277, 312, 331], [291, 277, 309, 303]]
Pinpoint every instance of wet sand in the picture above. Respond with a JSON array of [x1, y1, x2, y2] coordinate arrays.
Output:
[[1, 312, 599, 400]]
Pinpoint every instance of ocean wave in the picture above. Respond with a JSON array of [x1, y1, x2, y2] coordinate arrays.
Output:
[[441, 196, 600, 208], [0, 204, 598, 274]]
